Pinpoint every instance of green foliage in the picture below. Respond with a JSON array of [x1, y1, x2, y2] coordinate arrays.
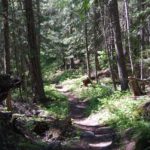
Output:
[[58, 71, 150, 145], [77, 83, 150, 137], [81, 0, 93, 12], [81, 84, 112, 99], [96, 91, 144, 130], [50, 69, 82, 83], [45, 101, 68, 119], [44, 85, 68, 118], [54, 0, 69, 8], [134, 121, 150, 139], [134, 7, 150, 20], [98, 50, 109, 69]]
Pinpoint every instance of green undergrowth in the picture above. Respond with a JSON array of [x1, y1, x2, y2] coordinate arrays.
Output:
[[44, 85, 68, 118], [82, 86, 150, 142], [42, 69, 82, 118], [44, 68, 150, 143], [45, 69, 82, 84], [61, 75, 150, 141], [61, 77, 84, 93], [80, 84, 113, 99]]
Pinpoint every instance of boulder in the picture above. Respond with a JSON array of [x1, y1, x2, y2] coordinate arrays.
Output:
[[140, 102, 150, 120]]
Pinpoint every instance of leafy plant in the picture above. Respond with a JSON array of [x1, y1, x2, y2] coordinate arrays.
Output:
[[44, 85, 68, 118], [80, 84, 112, 99]]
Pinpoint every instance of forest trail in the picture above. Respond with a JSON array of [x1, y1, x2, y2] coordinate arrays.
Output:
[[56, 85, 118, 150]]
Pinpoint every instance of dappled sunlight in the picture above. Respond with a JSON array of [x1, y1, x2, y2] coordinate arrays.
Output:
[[89, 141, 112, 148], [0, 0, 150, 149], [72, 109, 111, 126]]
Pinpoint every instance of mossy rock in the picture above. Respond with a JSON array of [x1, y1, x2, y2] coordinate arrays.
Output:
[[139, 102, 150, 120]]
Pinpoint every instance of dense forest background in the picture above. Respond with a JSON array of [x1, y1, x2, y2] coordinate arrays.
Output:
[[0, 0, 150, 99], [0, 0, 150, 150]]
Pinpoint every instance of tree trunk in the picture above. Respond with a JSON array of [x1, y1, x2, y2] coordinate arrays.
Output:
[[24, 0, 46, 102], [108, 0, 128, 90], [84, 8, 91, 78], [138, 0, 145, 79], [124, 0, 134, 74], [36, 0, 41, 58], [2, 0, 10, 74], [93, 0, 101, 83], [99, 3, 117, 90], [2, 0, 13, 111], [70, 57, 75, 69]]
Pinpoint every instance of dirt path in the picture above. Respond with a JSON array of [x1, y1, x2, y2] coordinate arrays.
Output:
[[56, 85, 118, 150]]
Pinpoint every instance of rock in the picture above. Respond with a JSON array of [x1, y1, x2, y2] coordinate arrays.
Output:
[[45, 128, 62, 141], [55, 85, 63, 89], [37, 110, 49, 117], [141, 101, 150, 120]]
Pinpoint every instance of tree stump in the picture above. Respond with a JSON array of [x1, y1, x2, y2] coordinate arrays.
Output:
[[128, 77, 143, 96], [0, 74, 21, 110]]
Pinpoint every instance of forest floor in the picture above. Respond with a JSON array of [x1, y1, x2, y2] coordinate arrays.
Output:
[[0, 86, 118, 150], [0, 71, 150, 150]]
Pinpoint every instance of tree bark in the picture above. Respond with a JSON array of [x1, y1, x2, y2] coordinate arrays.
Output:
[[84, 9, 91, 78], [70, 57, 75, 69], [124, 0, 134, 74], [99, 3, 117, 90], [2, 0, 13, 111], [36, 0, 41, 58], [93, 0, 102, 82], [24, 0, 46, 102], [2, 0, 10, 74], [138, 0, 145, 80], [108, 0, 128, 90]]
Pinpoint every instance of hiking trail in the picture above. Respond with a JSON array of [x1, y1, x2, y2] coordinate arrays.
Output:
[[56, 85, 118, 150]]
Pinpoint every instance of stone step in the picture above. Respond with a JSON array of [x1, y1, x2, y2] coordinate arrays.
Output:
[[81, 132, 115, 143], [89, 141, 113, 150], [94, 126, 114, 135], [73, 123, 106, 131], [70, 114, 86, 119], [55, 85, 63, 89], [69, 105, 86, 111], [63, 141, 113, 150]]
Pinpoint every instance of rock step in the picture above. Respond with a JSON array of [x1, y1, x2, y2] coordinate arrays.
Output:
[[55, 85, 63, 89], [94, 126, 114, 135], [94, 133, 116, 142], [64, 141, 114, 150], [81, 132, 116, 143], [89, 141, 113, 150], [73, 123, 106, 131], [69, 104, 87, 110], [70, 114, 86, 119]]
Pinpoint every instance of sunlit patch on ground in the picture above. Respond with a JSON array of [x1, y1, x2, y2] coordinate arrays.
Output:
[[72, 109, 112, 126], [89, 141, 112, 148]]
